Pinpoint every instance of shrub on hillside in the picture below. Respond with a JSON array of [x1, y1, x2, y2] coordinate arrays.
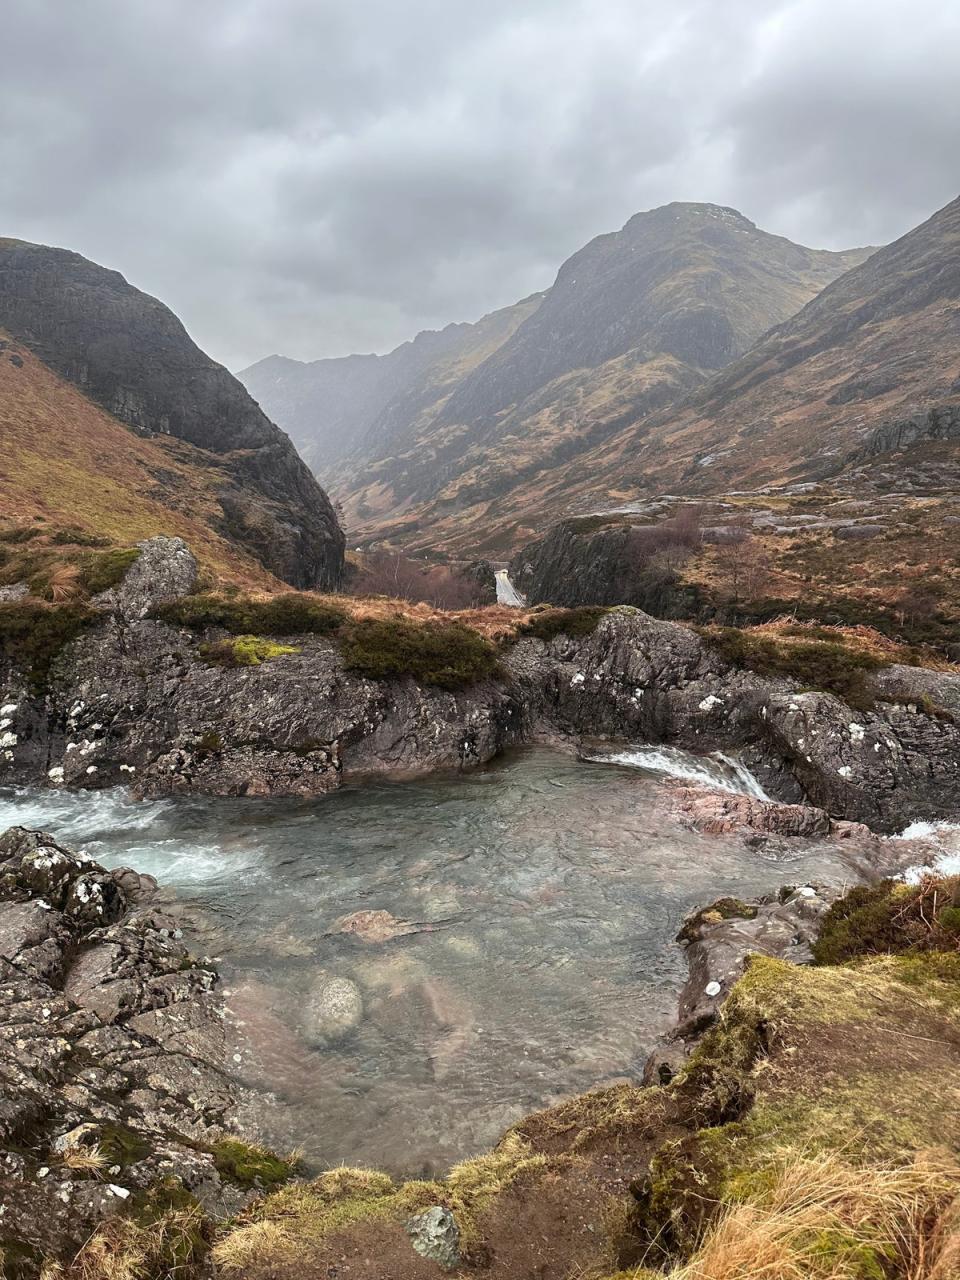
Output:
[[0, 601, 98, 689], [516, 607, 608, 641], [703, 627, 886, 711], [813, 876, 960, 965], [340, 617, 498, 689], [154, 593, 347, 636]]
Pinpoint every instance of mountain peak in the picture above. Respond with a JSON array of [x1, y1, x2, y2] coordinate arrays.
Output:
[[623, 201, 757, 234]]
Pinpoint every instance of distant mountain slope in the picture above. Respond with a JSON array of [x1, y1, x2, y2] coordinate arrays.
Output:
[[324, 203, 870, 553], [545, 193, 960, 506], [240, 293, 544, 475], [0, 238, 344, 588]]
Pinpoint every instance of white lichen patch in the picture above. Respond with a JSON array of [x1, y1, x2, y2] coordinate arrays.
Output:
[[47, 766, 65, 783], [698, 694, 723, 712], [849, 723, 865, 742], [570, 672, 585, 686], [837, 765, 853, 778]]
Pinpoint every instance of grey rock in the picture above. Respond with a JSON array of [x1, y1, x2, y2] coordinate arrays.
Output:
[[93, 535, 197, 619], [406, 1205, 462, 1269], [303, 973, 364, 1044]]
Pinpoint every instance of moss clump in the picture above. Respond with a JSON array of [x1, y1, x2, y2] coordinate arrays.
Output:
[[516, 607, 609, 642], [76, 546, 141, 595], [341, 617, 498, 689], [211, 1139, 298, 1190], [98, 1121, 151, 1168], [702, 627, 887, 710], [676, 897, 759, 943], [0, 601, 98, 689], [49, 526, 112, 547], [154, 592, 346, 636], [813, 876, 960, 964], [198, 635, 300, 668]]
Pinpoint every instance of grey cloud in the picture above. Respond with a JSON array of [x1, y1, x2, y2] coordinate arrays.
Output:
[[1, 0, 957, 369]]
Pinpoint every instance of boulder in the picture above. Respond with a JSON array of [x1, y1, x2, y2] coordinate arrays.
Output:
[[406, 1205, 462, 1269], [303, 973, 364, 1044]]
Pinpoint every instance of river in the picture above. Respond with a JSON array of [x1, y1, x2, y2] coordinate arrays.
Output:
[[0, 745, 888, 1175]]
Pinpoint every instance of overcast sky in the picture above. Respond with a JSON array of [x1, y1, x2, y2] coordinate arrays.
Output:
[[2, 0, 958, 370]]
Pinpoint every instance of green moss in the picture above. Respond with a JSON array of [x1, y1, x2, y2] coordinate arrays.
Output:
[[76, 546, 141, 594], [516, 607, 609, 642], [198, 634, 300, 668], [126, 1176, 210, 1275], [341, 617, 499, 689], [99, 1121, 151, 1168], [211, 1139, 298, 1189], [702, 627, 887, 710], [154, 592, 346, 636], [676, 897, 758, 943], [0, 600, 98, 689], [49, 526, 111, 547]]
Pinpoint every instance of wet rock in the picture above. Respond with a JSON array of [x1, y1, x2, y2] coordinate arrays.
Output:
[[406, 1205, 462, 1269], [330, 909, 428, 943], [303, 973, 364, 1044], [671, 786, 832, 837]]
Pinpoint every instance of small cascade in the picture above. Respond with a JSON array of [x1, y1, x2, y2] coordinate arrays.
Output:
[[583, 743, 769, 799]]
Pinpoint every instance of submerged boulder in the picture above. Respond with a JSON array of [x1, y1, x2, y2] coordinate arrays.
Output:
[[303, 973, 364, 1044]]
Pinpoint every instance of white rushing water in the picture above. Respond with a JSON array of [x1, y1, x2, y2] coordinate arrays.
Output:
[[495, 569, 526, 607], [584, 743, 770, 799], [896, 819, 960, 882]]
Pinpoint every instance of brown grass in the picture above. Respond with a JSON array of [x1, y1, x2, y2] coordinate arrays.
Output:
[[666, 1151, 960, 1280]]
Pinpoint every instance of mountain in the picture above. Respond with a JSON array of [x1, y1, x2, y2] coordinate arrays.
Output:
[[0, 238, 344, 588], [240, 292, 545, 476], [243, 202, 869, 555], [565, 194, 960, 499]]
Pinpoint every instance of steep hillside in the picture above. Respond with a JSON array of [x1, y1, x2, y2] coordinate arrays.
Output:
[[0, 332, 280, 589], [240, 293, 545, 475], [0, 238, 344, 588], [332, 204, 870, 552], [546, 193, 960, 505]]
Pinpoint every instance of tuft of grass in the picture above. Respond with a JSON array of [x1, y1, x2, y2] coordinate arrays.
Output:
[[64, 1178, 209, 1280], [516, 607, 609, 642], [76, 547, 141, 596], [665, 1151, 960, 1280], [198, 635, 300, 668], [340, 616, 499, 689]]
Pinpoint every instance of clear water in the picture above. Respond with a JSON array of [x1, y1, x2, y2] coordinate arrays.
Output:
[[0, 747, 879, 1175]]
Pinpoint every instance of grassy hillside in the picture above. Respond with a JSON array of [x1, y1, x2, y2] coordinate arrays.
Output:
[[0, 331, 278, 590]]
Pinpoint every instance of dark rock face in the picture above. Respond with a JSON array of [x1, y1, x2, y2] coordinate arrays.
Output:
[[509, 520, 701, 613], [0, 238, 344, 588], [852, 400, 960, 461], [0, 826, 247, 1265]]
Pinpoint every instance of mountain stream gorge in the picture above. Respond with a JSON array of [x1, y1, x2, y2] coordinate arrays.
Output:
[[0, 745, 947, 1176]]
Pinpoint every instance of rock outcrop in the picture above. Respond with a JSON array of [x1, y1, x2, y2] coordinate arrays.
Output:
[[0, 238, 344, 588], [0, 826, 249, 1266]]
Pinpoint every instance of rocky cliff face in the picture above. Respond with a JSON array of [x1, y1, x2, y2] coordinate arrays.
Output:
[[0, 239, 344, 589]]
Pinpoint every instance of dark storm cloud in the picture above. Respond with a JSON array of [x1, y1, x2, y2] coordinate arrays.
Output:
[[1, 0, 958, 369]]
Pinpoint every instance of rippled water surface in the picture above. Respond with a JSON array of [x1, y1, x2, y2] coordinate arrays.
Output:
[[0, 747, 873, 1174]]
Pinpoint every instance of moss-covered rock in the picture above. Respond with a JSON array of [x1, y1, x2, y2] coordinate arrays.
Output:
[[340, 617, 499, 689], [198, 635, 300, 668]]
